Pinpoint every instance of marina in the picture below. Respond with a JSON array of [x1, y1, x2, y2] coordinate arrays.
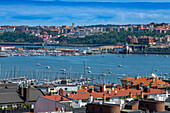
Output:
[[0, 53, 169, 84]]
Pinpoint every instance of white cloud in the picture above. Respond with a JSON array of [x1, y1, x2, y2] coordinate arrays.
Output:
[[0, 1, 170, 25]]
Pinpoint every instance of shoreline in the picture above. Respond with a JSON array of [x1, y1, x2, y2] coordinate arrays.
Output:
[[0, 43, 104, 47]]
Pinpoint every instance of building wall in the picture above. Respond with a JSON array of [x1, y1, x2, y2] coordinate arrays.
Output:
[[34, 96, 65, 113], [125, 101, 139, 110], [139, 100, 165, 112], [87, 103, 120, 113], [56, 86, 77, 92]]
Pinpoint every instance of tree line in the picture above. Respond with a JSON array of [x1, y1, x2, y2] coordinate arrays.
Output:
[[56, 31, 170, 45], [0, 32, 43, 43]]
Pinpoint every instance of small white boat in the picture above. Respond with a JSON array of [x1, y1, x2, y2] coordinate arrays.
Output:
[[122, 55, 126, 58], [118, 64, 122, 67], [101, 73, 106, 76], [46, 66, 50, 69], [88, 71, 91, 73], [60, 69, 66, 71], [154, 69, 159, 71], [36, 63, 41, 66], [165, 55, 168, 57], [0, 54, 8, 57], [164, 73, 168, 75], [109, 72, 112, 74], [87, 67, 90, 69], [117, 77, 122, 79]]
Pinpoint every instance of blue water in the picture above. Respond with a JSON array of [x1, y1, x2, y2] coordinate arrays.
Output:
[[0, 54, 169, 84]]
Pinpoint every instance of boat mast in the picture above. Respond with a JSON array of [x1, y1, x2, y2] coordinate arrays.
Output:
[[84, 61, 86, 79]]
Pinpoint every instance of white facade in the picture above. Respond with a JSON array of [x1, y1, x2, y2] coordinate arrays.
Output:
[[0, 46, 15, 51], [56, 85, 78, 92]]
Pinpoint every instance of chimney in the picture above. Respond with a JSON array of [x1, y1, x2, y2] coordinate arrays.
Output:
[[89, 94, 93, 103], [135, 76, 139, 79], [136, 92, 138, 99], [100, 86, 104, 92], [146, 87, 150, 93], [59, 88, 64, 95], [18, 86, 24, 97], [140, 91, 144, 99], [83, 84, 87, 89], [136, 84, 140, 90], [89, 88, 94, 93], [166, 90, 168, 97], [117, 84, 121, 90], [152, 78, 155, 83], [125, 84, 129, 90], [144, 87, 150, 93], [103, 94, 106, 102], [24, 87, 29, 102], [129, 92, 132, 98], [66, 93, 70, 97], [61, 96, 64, 101], [107, 90, 110, 94]]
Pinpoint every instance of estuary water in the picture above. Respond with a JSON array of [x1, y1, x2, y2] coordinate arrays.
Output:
[[0, 53, 169, 84]]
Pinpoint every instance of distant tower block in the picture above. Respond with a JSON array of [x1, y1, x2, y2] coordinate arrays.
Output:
[[72, 23, 74, 27]]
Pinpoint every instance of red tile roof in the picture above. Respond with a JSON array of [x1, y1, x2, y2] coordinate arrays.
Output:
[[121, 77, 135, 81], [43, 89, 165, 101], [127, 77, 170, 88], [114, 46, 124, 49]]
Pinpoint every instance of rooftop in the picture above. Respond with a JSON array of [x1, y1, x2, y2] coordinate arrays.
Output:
[[121, 77, 135, 81], [43, 89, 165, 102], [126, 77, 170, 88]]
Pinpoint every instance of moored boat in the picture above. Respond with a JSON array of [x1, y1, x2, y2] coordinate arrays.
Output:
[[0, 54, 8, 57]]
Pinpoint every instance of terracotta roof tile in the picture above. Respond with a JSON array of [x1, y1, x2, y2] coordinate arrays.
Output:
[[43, 89, 165, 101], [127, 77, 170, 88], [121, 77, 135, 81]]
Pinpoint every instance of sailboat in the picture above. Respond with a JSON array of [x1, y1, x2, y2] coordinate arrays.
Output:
[[36, 57, 40, 66]]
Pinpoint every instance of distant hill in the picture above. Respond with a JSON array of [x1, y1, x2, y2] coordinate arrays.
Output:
[[0, 32, 43, 43], [56, 31, 168, 45]]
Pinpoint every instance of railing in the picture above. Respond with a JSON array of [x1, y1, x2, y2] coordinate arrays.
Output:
[[0, 108, 31, 113]]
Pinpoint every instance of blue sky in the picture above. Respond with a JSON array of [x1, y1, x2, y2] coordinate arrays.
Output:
[[0, 0, 170, 26]]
